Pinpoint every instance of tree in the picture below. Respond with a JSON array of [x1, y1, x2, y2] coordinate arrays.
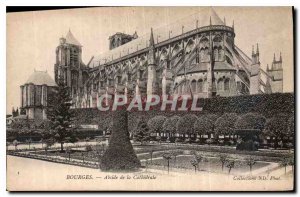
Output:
[[226, 160, 235, 174], [194, 114, 218, 140], [190, 159, 199, 173], [289, 155, 294, 173], [66, 147, 72, 161], [12, 139, 19, 151], [47, 77, 76, 152], [194, 153, 204, 171], [149, 149, 154, 164], [163, 152, 172, 174], [215, 113, 238, 140], [219, 154, 228, 172], [280, 157, 289, 175], [26, 138, 32, 150], [246, 156, 256, 173], [176, 114, 198, 139], [147, 115, 167, 137], [100, 107, 141, 171], [163, 116, 180, 138], [235, 113, 266, 131], [264, 114, 290, 149], [171, 151, 179, 165], [133, 118, 150, 145]]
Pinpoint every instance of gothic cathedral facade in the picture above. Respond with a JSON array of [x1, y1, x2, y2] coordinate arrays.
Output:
[[54, 8, 283, 109]]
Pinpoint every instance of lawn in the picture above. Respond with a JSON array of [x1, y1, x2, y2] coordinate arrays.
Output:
[[143, 155, 270, 174]]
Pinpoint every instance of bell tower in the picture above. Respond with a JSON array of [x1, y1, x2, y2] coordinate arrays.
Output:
[[54, 30, 83, 92]]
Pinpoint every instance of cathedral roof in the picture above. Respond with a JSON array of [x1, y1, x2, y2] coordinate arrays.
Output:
[[66, 30, 82, 46], [90, 7, 228, 67], [25, 70, 56, 86]]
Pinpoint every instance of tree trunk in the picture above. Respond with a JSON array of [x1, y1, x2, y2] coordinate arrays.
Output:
[[167, 160, 170, 174], [222, 163, 224, 171], [274, 138, 278, 149], [60, 142, 64, 152]]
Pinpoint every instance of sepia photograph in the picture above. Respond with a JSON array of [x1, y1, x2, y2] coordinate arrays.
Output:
[[6, 6, 294, 191]]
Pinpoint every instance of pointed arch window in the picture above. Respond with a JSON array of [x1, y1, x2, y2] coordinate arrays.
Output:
[[196, 48, 200, 63], [178, 84, 182, 95], [191, 80, 197, 93], [217, 78, 224, 91], [224, 79, 230, 91], [174, 83, 178, 94], [198, 79, 203, 92]]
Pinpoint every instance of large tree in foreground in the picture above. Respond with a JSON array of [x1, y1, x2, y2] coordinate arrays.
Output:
[[47, 78, 76, 152], [100, 106, 141, 171]]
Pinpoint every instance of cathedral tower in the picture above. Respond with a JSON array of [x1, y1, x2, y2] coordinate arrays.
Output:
[[250, 44, 261, 94], [267, 53, 283, 93], [54, 30, 84, 97]]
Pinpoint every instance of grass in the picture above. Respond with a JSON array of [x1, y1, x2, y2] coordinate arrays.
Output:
[[143, 155, 269, 174]]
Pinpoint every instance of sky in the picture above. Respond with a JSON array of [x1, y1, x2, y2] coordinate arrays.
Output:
[[6, 7, 294, 114]]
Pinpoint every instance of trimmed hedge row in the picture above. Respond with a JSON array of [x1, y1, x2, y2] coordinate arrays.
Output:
[[70, 93, 294, 133]]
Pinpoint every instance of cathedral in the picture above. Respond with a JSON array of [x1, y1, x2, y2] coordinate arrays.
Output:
[[53, 8, 283, 109]]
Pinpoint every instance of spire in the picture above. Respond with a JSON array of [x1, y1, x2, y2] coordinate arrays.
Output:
[[149, 28, 155, 47], [256, 43, 259, 54], [273, 53, 276, 62], [232, 20, 234, 30], [252, 45, 254, 55], [280, 52, 282, 62], [65, 29, 82, 46]]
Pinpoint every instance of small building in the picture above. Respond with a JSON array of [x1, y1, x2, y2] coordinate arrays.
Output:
[[20, 70, 57, 120]]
